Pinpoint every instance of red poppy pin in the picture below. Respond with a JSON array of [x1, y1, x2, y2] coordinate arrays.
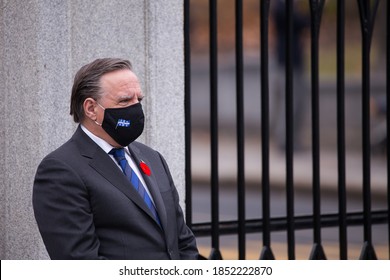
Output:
[[140, 161, 151, 176]]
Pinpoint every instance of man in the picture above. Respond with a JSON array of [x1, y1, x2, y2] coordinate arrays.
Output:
[[33, 58, 199, 260]]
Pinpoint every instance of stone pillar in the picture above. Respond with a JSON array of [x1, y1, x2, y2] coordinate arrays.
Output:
[[0, 0, 184, 259]]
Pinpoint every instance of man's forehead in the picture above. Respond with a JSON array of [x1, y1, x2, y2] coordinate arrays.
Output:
[[101, 70, 141, 89]]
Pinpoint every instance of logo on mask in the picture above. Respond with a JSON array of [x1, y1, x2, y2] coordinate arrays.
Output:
[[116, 119, 131, 128]]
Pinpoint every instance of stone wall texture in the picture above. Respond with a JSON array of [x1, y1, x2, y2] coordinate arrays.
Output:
[[0, 0, 184, 259]]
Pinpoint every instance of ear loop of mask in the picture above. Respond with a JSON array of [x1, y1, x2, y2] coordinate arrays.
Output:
[[94, 101, 105, 126]]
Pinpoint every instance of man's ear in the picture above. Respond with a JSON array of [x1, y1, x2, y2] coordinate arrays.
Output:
[[83, 98, 98, 121]]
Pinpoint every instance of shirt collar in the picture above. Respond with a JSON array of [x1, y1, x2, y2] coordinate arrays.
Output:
[[80, 124, 118, 154]]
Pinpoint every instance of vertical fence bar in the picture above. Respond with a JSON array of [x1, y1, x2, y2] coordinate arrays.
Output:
[[357, 0, 379, 260], [309, 0, 326, 260], [387, 0, 390, 260], [336, 0, 348, 260], [259, 0, 275, 260], [209, 0, 222, 260], [360, 0, 373, 254], [285, 0, 296, 261], [184, 0, 192, 228], [235, 0, 246, 260]]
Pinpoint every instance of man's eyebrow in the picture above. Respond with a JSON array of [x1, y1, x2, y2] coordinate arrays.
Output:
[[117, 95, 133, 101], [117, 93, 144, 101]]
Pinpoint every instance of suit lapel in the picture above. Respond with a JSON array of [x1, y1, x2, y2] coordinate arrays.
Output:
[[128, 144, 168, 232], [74, 127, 158, 226], [89, 150, 153, 217]]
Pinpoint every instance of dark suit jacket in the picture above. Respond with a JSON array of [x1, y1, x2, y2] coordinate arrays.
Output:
[[32, 126, 199, 260]]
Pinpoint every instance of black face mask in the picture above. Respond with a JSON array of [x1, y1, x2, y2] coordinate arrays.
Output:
[[98, 102, 144, 147]]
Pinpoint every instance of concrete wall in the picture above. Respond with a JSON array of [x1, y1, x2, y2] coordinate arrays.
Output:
[[0, 0, 185, 259]]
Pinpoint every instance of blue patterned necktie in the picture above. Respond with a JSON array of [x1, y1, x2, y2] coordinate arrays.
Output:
[[109, 148, 161, 226]]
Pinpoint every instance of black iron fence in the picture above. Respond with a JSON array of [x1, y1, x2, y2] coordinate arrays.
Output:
[[184, 0, 390, 260]]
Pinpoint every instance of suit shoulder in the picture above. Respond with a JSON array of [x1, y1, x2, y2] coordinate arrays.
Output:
[[43, 138, 75, 158], [38, 138, 83, 168]]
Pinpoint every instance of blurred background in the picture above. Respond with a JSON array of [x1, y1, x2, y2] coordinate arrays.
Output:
[[186, 0, 388, 259], [189, 0, 386, 146]]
